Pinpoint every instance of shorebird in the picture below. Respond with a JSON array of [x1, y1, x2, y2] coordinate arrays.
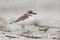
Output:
[[10, 10, 37, 33]]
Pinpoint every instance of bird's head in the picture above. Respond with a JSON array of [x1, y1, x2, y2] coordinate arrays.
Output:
[[27, 10, 37, 16]]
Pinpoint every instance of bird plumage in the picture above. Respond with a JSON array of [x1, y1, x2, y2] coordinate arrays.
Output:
[[9, 10, 37, 34], [14, 14, 28, 22]]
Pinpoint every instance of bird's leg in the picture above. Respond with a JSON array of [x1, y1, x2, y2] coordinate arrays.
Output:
[[21, 26, 25, 34]]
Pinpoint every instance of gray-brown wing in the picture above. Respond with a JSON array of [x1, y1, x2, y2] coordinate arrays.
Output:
[[14, 14, 28, 22]]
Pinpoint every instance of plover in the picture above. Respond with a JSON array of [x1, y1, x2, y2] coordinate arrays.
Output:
[[10, 10, 37, 33]]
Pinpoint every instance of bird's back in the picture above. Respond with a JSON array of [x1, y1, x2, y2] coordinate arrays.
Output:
[[14, 14, 28, 22]]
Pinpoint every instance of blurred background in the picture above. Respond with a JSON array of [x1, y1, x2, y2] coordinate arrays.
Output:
[[0, 0, 60, 27]]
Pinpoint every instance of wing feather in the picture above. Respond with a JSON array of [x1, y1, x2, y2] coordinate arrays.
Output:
[[14, 14, 28, 22]]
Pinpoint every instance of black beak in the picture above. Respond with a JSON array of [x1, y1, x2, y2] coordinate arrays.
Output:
[[33, 13, 37, 15]]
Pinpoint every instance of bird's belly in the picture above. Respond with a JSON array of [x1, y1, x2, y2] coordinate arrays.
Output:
[[15, 17, 34, 26]]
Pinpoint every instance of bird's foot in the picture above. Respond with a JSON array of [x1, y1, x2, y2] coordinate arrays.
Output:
[[22, 30, 30, 34]]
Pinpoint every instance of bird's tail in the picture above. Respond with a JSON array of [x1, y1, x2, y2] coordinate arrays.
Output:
[[9, 21, 14, 24]]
